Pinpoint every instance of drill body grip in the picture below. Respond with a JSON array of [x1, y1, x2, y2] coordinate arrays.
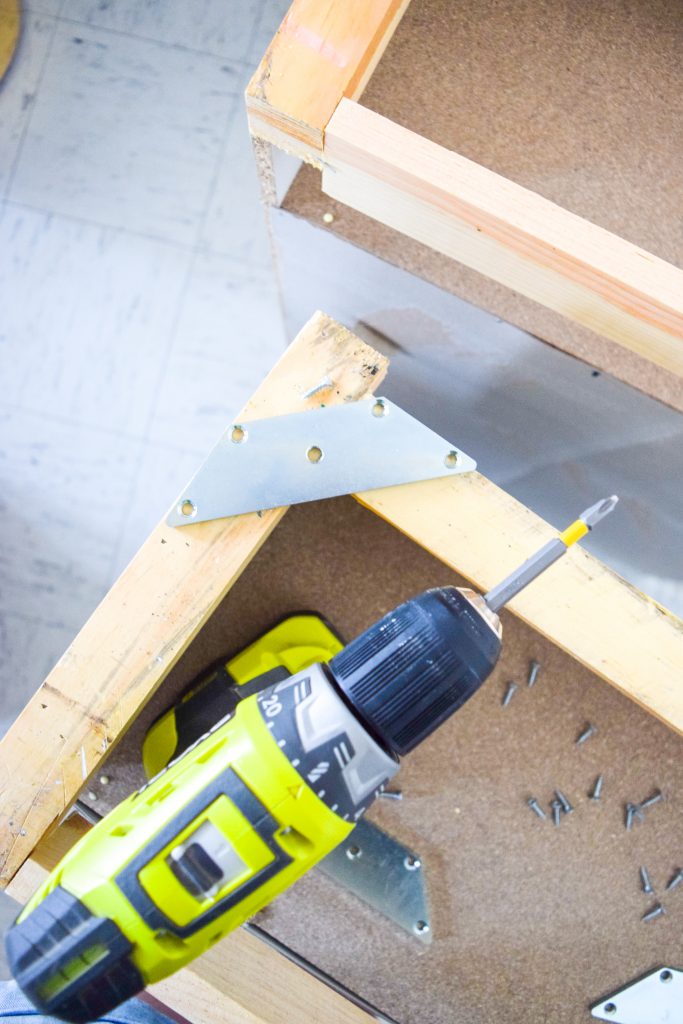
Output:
[[7, 664, 396, 1022]]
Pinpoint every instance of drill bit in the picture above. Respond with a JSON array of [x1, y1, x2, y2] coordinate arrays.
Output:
[[484, 496, 619, 612]]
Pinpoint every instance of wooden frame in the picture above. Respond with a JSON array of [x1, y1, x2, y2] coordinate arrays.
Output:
[[246, 0, 683, 380], [1, 312, 682, 1022]]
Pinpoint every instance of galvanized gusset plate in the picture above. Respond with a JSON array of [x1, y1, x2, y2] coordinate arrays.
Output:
[[166, 398, 476, 526], [318, 818, 432, 944], [591, 966, 682, 1023]]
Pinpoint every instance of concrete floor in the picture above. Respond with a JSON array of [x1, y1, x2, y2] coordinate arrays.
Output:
[[1, 0, 291, 739]]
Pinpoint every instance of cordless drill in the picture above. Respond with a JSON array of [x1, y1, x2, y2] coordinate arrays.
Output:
[[6, 498, 617, 1023]]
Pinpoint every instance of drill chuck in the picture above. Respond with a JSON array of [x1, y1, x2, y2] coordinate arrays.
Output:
[[329, 587, 502, 755]]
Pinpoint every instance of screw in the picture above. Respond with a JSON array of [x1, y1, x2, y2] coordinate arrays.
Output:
[[378, 790, 403, 801], [527, 661, 540, 687], [639, 789, 663, 809], [502, 682, 517, 707], [576, 723, 597, 745], [625, 802, 645, 830], [642, 903, 665, 922], [666, 868, 683, 891], [527, 797, 546, 820], [87, 791, 98, 802], [99, 775, 110, 786], [639, 866, 653, 895], [550, 799, 562, 827], [589, 774, 604, 801], [302, 375, 333, 399], [322, 211, 335, 225], [555, 790, 573, 815]]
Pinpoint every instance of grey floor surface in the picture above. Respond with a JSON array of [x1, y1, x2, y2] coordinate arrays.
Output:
[[0, 0, 290, 975], [1, 0, 291, 744]]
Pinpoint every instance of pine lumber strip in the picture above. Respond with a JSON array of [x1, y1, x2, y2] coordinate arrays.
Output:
[[0, 0, 20, 82], [323, 99, 683, 376], [356, 473, 683, 734], [246, 0, 410, 163], [6, 822, 372, 1024], [0, 313, 388, 888]]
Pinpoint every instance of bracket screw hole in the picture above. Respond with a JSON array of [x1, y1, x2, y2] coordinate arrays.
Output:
[[231, 424, 247, 444], [346, 844, 361, 860], [306, 445, 324, 463], [179, 499, 197, 518], [604, 1003, 617, 1015], [404, 855, 421, 871], [414, 920, 429, 935], [371, 399, 387, 418], [444, 450, 459, 469], [660, 970, 673, 983]]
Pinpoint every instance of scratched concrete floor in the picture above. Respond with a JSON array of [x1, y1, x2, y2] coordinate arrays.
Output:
[[0, 0, 290, 969]]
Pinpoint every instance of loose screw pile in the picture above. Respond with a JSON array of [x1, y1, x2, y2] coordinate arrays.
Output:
[[624, 790, 663, 830], [508, 652, 674, 927], [501, 660, 540, 707], [633, 864, 682, 923]]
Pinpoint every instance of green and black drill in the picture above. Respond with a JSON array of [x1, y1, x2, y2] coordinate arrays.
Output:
[[7, 497, 617, 1022]]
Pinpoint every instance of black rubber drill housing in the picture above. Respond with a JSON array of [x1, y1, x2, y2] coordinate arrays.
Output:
[[328, 587, 501, 755]]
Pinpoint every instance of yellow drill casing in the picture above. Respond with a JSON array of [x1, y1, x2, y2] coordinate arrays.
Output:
[[10, 660, 398, 1022]]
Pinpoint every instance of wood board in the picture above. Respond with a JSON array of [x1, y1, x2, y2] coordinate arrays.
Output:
[[278, 0, 683, 408], [89, 495, 683, 1024]]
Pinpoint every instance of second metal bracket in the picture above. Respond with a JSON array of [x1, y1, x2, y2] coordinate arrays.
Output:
[[167, 397, 476, 526]]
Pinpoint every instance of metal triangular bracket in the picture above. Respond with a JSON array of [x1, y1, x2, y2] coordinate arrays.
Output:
[[591, 967, 682, 1023], [167, 397, 476, 526]]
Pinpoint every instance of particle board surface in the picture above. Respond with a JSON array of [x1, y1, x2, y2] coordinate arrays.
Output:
[[95, 497, 682, 1024], [362, 0, 682, 268], [282, 0, 683, 408]]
